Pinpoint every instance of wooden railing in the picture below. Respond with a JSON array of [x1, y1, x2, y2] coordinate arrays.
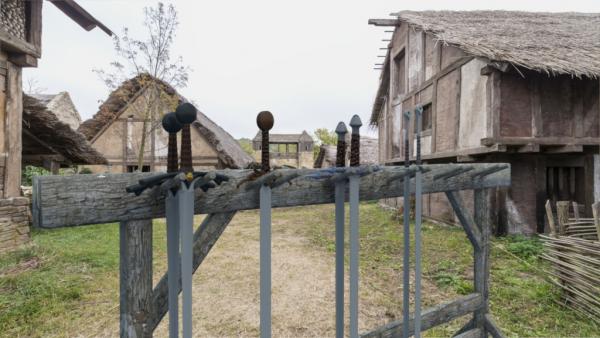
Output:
[[32, 163, 510, 337]]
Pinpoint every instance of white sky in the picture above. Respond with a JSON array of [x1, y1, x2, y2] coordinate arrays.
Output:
[[24, 0, 600, 139]]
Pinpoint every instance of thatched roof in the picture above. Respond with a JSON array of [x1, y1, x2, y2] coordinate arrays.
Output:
[[79, 74, 253, 169], [23, 94, 107, 165], [393, 10, 600, 78], [313, 136, 379, 168], [29, 92, 82, 130]]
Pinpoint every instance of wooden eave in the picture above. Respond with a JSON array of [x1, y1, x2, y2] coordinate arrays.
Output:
[[48, 0, 113, 36]]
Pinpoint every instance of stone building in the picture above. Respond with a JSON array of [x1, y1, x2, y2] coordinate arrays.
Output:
[[252, 131, 314, 168], [79, 74, 253, 173], [369, 11, 600, 234], [0, 0, 111, 252]]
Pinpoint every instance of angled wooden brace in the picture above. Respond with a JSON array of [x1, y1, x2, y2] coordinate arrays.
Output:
[[445, 191, 482, 251]]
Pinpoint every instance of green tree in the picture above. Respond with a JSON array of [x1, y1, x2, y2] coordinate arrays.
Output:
[[312, 128, 337, 158], [237, 138, 255, 156]]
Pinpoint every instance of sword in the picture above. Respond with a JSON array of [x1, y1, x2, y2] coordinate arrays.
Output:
[[414, 106, 423, 338], [162, 112, 182, 338], [175, 102, 198, 338], [402, 110, 411, 338], [334, 122, 348, 338], [257, 111, 274, 338], [348, 115, 362, 338]]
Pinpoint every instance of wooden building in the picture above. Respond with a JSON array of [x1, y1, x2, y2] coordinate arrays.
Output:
[[0, 0, 111, 252], [79, 74, 253, 173], [252, 131, 314, 168], [369, 11, 600, 234]]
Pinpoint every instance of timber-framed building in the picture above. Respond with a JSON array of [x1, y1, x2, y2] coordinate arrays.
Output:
[[370, 11, 600, 234]]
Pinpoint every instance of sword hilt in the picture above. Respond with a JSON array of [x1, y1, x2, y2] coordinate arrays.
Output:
[[335, 122, 347, 167], [176, 103, 198, 178], [349, 115, 362, 167], [257, 111, 274, 172], [161, 112, 182, 173], [415, 106, 422, 165], [403, 111, 411, 168]]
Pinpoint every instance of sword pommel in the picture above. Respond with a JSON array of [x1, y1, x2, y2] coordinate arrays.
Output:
[[257, 111, 274, 172]]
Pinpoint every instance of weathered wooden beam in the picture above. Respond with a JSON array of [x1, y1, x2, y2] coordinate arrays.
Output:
[[556, 201, 570, 235], [8, 53, 38, 67], [481, 137, 599, 147], [360, 293, 483, 337], [484, 314, 505, 338], [454, 328, 482, 338], [545, 200, 557, 236], [149, 212, 236, 331], [445, 191, 482, 251], [368, 18, 400, 26], [0, 29, 41, 57], [33, 164, 510, 228], [473, 189, 491, 335], [120, 219, 153, 338], [543, 144, 584, 154]]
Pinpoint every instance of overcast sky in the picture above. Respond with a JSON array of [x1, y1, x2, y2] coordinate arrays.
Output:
[[24, 0, 600, 139]]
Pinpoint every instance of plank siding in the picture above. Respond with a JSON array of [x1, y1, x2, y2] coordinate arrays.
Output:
[[435, 69, 460, 152], [500, 73, 532, 137], [541, 76, 574, 137]]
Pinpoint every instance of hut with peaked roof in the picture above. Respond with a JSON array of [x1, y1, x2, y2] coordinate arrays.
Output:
[[314, 136, 379, 168], [79, 74, 253, 173], [369, 10, 600, 235], [252, 131, 314, 168]]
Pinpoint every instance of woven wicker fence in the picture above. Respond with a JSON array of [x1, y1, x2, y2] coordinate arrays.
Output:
[[541, 200, 600, 324]]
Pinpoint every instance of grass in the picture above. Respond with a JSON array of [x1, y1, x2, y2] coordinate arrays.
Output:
[[302, 203, 599, 337], [0, 204, 598, 337]]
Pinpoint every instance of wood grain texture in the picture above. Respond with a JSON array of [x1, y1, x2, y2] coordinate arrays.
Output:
[[473, 189, 491, 336], [149, 212, 236, 331], [445, 191, 482, 251], [360, 293, 483, 337], [33, 164, 510, 228], [4, 62, 22, 198], [120, 219, 153, 338]]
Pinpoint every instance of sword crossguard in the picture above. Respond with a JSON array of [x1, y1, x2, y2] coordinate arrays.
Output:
[[335, 122, 348, 167], [349, 115, 362, 167]]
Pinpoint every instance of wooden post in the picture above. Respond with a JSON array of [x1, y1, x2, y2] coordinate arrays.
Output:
[[120, 219, 153, 338], [592, 202, 600, 239], [556, 201, 570, 235], [473, 189, 490, 337], [572, 201, 580, 221], [545, 200, 557, 237]]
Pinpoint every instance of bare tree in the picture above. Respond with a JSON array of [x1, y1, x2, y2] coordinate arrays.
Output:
[[94, 2, 190, 170], [24, 77, 47, 95]]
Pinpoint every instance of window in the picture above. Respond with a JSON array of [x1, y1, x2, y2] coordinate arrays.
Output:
[[278, 144, 287, 153], [394, 49, 406, 96], [288, 144, 298, 153], [269, 144, 279, 153], [414, 103, 433, 133], [127, 165, 150, 172]]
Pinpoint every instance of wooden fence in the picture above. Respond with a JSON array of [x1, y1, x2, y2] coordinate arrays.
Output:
[[32, 163, 510, 337], [542, 200, 600, 324]]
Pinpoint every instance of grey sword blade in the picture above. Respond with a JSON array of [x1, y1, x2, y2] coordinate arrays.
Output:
[[178, 183, 195, 338], [349, 174, 359, 338], [260, 184, 272, 338], [402, 113, 411, 338], [414, 107, 423, 338], [334, 122, 347, 338], [166, 192, 180, 338]]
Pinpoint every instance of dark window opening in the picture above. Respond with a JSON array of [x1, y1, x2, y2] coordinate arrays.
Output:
[[127, 165, 151, 173], [414, 103, 433, 133], [394, 49, 406, 96]]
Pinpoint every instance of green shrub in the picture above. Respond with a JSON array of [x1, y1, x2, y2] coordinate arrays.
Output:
[[21, 166, 50, 186], [505, 235, 543, 261]]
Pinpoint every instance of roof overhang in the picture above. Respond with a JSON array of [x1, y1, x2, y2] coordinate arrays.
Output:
[[48, 0, 113, 36]]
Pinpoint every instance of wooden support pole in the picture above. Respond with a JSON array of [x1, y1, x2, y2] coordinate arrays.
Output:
[[592, 202, 600, 239], [360, 293, 483, 338], [545, 200, 557, 236], [473, 189, 491, 337], [120, 219, 153, 338], [445, 191, 482, 251], [556, 201, 570, 235]]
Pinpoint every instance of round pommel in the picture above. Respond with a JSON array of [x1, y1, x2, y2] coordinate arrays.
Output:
[[162, 112, 183, 133], [335, 122, 347, 136], [349, 115, 362, 134], [175, 102, 197, 124], [257, 111, 274, 131]]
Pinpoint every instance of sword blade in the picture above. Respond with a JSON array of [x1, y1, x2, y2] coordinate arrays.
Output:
[[414, 168, 422, 337], [178, 185, 194, 338], [402, 128, 410, 338], [166, 193, 180, 338], [260, 185, 272, 338], [335, 181, 345, 338], [349, 175, 360, 338]]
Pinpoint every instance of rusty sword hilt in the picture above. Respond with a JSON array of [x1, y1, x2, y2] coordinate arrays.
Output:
[[349, 115, 362, 167], [175, 103, 198, 178], [403, 111, 411, 168], [162, 112, 183, 173], [335, 122, 347, 167], [257, 111, 274, 172], [415, 106, 423, 166]]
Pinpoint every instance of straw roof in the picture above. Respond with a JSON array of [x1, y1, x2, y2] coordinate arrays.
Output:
[[392, 10, 600, 78], [252, 130, 314, 144], [23, 94, 107, 165], [78, 74, 253, 169]]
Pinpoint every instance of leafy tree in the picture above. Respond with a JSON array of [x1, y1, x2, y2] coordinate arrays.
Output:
[[312, 128, 337, 158], [94, 2, 190, 170]]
